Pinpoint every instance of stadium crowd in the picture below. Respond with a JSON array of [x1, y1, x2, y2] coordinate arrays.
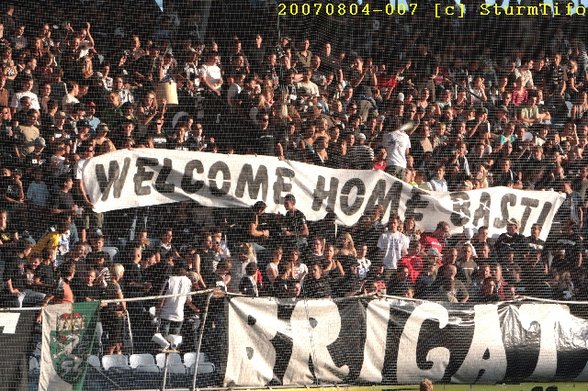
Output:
[[0, 0, 587, 369]]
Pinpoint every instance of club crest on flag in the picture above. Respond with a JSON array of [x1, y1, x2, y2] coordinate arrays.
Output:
[[49, 311, 87, 384]]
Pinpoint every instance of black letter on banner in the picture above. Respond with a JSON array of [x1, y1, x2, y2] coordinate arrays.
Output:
[[154, 158, 174, 194], [208, 161, 231, 197], [493, 193, 517, 229], [273, 167, 295, 204], [536, 202, 553, 226], [472, 192, 491, 227], [340, 178, 365, 215], [405, 187, 429, 221], [520, 197, 539, 232], [365, 180, 403, 217], [450, 192, 471, 226], [312, 176, 339, 211], [95, 158, 131, 201], [235, 164, 269, 200], [134, 157, 158, 196], [181, 160, 204, 193]]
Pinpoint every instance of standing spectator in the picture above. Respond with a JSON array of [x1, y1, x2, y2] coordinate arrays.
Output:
[[494, 218, 526, 258], [103, 263, 126, 355], [157, 265, 199, 336], [554, 179, 583, 226], [11, 76, 40, 112], [377, 215, 409, 280], [383, 121, 411, 179], [428, 165, 448, 192], [281, 194, 309, 251], [347, 133, 374, 169]]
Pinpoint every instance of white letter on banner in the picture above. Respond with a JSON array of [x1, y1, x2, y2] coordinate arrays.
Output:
[[397, 302, 450, 384], [359, 299, 390, 382], [224, 298, 278, 386], [452, 304, 506, 383], [518, 304, 565, 381], [0, 312, 20, 334], [284, 300, 349, 384]]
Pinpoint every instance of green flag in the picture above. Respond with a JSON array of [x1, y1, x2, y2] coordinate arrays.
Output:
[[39, 301, 100, 391]]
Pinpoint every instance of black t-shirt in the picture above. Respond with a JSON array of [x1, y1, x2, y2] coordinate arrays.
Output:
[[349, 69, 373, 97], [302, 277, 332, 298], [283, 209, 307, 237], [35, 263, 57, 293], [49, 190, 75, 211], [72, 281, 103, 302], [3, 261, 26, 292], [121, 262, 144, 297]]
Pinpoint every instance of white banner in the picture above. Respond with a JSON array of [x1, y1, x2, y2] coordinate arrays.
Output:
[[82, 149, 564, 239], [224, 297, 588, 387]]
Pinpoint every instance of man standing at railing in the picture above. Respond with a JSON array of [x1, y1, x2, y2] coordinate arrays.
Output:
[[156, 265, 199, 338]]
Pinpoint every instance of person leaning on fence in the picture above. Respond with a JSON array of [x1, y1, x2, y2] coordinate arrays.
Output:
[[156, 264, 199, 337], [35, 261, 76, 323]]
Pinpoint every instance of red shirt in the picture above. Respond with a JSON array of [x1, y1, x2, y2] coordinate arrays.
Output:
[[420, 232, 443, 254], [400, 255, 424, 283]]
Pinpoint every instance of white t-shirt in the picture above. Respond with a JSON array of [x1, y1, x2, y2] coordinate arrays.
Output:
[[11, 91, 40, 111], [200, 64, 222, 91], [377, 230, 409, 270], [160, 276, 193, 322], [383, 130, 411, 168], [292, 263, 308, 281]]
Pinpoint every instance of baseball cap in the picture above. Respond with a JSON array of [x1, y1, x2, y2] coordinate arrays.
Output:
[[34, 137, 46, 148], [428, 248, 442, 258]]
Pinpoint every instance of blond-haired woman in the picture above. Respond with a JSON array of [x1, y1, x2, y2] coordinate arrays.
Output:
[[103, 263, 126, 355], [338, 232, 357, 257]]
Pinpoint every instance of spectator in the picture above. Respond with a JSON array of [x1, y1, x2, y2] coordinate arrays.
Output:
[[157, 265, 199, 336], [377, 215, 409, 280], [302, 261, 332, 298]]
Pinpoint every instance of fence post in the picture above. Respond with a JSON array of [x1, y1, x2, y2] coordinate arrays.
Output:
[[192, 291, 214, 391]]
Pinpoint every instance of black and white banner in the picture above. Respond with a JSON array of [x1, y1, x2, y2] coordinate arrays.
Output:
[[224, 297, 588, 386], [0, 310, 37, 391], [82, 150, 565, 239]]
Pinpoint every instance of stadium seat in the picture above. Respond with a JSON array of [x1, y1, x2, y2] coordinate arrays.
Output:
[[129, 353, 160, 373], [87, 355, 102, 370], [156, 352, 185, 374], [183, 352, 209, 368], [29, 357, 39, 374], [102, 246, 119, 261], [188, 362, 216, 375], [102, 354, 131, 371]]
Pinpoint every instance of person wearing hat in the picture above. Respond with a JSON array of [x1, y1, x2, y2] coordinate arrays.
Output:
[[494, 217, 526, 257], [92, 123, 116, 154], [347, 132, 375, 170]]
